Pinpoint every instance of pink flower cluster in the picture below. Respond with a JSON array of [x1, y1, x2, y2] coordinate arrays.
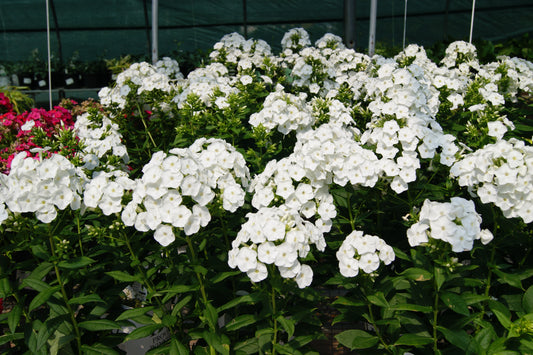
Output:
[[0, 95, 76, 173]]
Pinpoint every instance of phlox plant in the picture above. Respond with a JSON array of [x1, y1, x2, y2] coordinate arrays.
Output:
[[1, 28, 533, 355]]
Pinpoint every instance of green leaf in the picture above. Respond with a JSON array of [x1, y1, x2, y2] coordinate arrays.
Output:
[[78, 319, 121, 331], [116, 306, 156, 321], [28, 262, 53, 281], [170, 338, 190, 355], [434, 266, 446, 291], [124, 324, 165, 342], [203, 301, 218, 331], [0, 277, 11, 298], [29, 285, 60, 312], [57, 256, 95, 269], [335, 329, 379, 350], [389, 303, 432, 313], [171, 294, 193, 317], [437, 326, 471, 351], [209, 271, 241, 284], [332, 296, 366, 307], [233, 337, 259, 354], [162, 284, 200, 295], [81, 344, 120, 355], [276, 315, 295, 338], [224, 314, 258, 332], [203, 331, 230, 355], [105, 270, 141, 282], [440, 291, 470, 316], [492, 268, 523, 290], [21, 278, 50, 292], [400, 267, 433, 282], [0, 332, 24, 346], [523, 285, 533, 314], [394, 333, 434, 347], [488, 300, 512, 330], [217, 292, 262, 313], [8, 304, 22, 333], [68, 294, 105, 305], [367, 292, 389, 309]]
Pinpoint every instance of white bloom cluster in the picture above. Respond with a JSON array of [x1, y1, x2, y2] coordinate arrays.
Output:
[[1, 153, 84, 223], [309, 97, 356, 127], [336, 230, 395, 277], [249, 86, 313, 134], [99, 61, 176, 109], [209, 32, 273, 69], [407, 197, 493, 252], [74, 111, 129, 167], [294, 123, 378, 188], [173, 63, 239, 110], [450, 138, 533, 223], [122, 138, 250, 246], [440, 40, 480, 74], [228, 205, 323, 288], [281, 28, 311, 52], [154, 56, 184, 80], [83, 169, 134, 216]]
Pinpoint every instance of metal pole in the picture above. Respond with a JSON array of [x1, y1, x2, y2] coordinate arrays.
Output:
[[152, 0, 158, 64], [402, 0, 408, 49], [344, 0, 356, 49], [46, 0, 52, 109], [469, 0, 476, 43], [368, 0, 377, 56]]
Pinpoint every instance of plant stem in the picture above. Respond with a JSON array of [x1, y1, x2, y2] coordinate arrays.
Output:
[[432, 276, 439, 354], [137, 102, 157, 149], [271, 282, 278, 355], [49, 234, 82, 355]]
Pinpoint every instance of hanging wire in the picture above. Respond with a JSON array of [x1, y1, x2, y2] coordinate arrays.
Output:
[[469, 0, 476, 43], [402, 0, 408, 49], [45, 0, 52, 110]]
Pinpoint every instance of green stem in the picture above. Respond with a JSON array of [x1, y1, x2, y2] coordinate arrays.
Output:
[[49, 234, 82, 355], [271, 283, 278, 355], [137, 102, 157, 149], [185, 234, 216, 355], [185, 235, 208, 305], [433, 276, 440, 354], [121, 231, 175, 333]]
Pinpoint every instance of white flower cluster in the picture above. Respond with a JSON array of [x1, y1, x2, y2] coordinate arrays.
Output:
[[450, 138, 533, 223], [336, 230, 395, 277], [407, 197, 493, 252], [74, 111, 129, 167], [172, 63, 239, 110], [154, 56, 184, 80], [249, 86, 314, 134], [209, 32, 273, 69], [281, 27, 311, 52], [440, 40, 480, 74], [0, 153, 84, 223], [228, 205, 323, 288], [83, 169, 134, 216], [99, 61, 177, 109], [122, 138, 250, 246], [293, 123, 377, 188]]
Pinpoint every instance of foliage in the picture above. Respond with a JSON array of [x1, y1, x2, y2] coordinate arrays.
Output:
[[1, 28, 533, 355]]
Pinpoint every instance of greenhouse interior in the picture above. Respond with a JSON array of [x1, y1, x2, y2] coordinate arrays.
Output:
[[1, 0, 533, 354]]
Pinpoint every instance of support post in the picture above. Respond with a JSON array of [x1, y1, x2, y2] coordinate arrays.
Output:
[[152, 0, 158, 64], [368, 0, 377, 56], [344, 0, 356, 49]]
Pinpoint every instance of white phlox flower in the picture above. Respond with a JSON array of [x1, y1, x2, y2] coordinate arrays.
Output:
[[3, 153, 85, 223], [124, 138, 250, 246], [406, 197, 493, 252], [337, 230, 395, 277], [228, 205, 325, 288], [450, 138, 533, 223]]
